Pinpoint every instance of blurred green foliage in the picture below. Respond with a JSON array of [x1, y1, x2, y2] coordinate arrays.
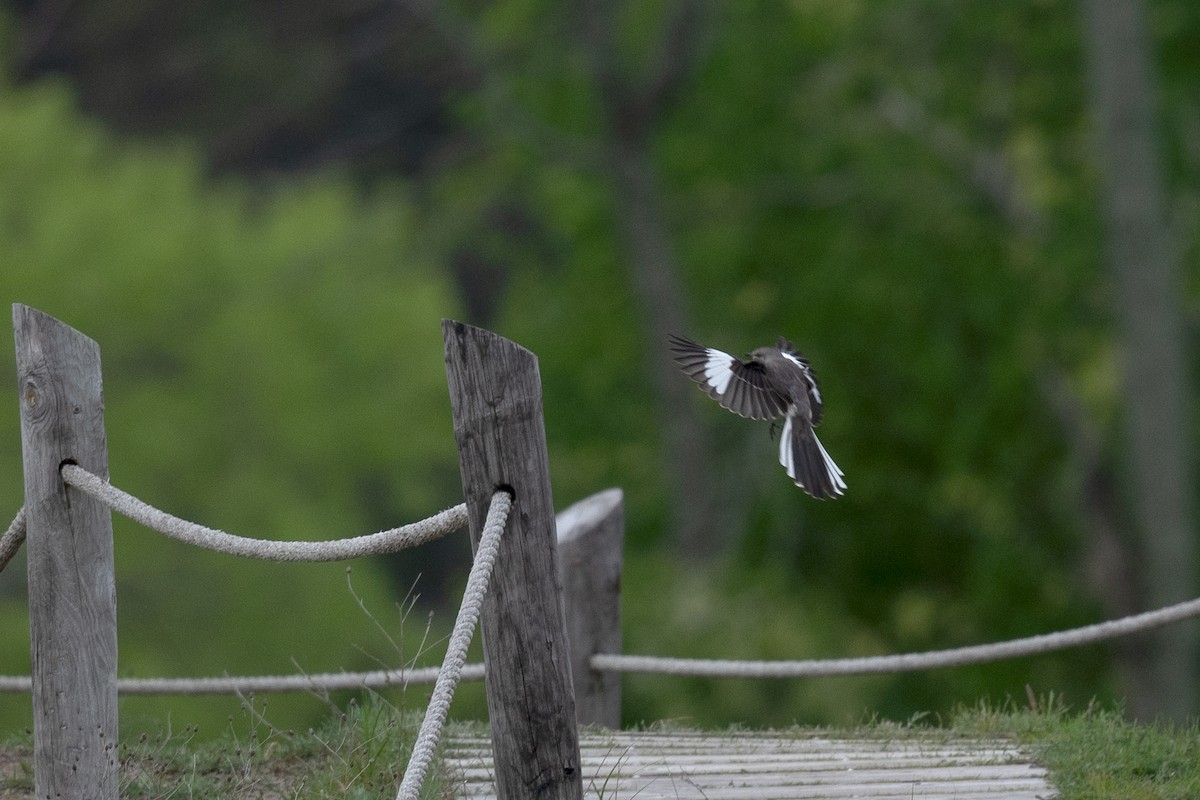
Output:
[[0, 67, 478, 734], [419, 0, 1200, 726], [2, 0, 1199, 737]]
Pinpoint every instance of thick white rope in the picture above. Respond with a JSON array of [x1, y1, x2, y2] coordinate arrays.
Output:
[[396, 489, 510, 800], [0, 507, 25, 573], [3, 592, 1199, 693], [60, 464, 467, 562], [11, 470, 1200, 699], [0, 665, 486, 695], [592, 594, 1200, 678]]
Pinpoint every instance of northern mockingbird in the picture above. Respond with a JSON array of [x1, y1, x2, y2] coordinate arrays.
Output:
[[669, 334, 846, 499]]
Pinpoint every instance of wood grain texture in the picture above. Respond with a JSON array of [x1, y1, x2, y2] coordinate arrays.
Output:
[[13, 304, 118, 800], [443, 320, 583, 800], [556, 489, 624, 728], [445, 731, 1056, 800]]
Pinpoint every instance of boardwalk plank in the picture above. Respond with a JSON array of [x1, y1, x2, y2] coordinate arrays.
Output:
[[444, 730, 1056, 800]]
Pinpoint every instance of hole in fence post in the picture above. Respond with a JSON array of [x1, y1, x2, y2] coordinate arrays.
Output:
[[443, 320, 583, 800]]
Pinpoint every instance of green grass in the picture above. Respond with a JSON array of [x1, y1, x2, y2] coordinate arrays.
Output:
[[3, 698, 1200, 798], [1, 694, 449, 800], [948, 699, 1200, 800]]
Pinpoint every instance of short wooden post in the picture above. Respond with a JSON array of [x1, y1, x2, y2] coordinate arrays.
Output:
[[556, 489, 624, 728], [13, 305, 119, 800], [442, 320, 583, 800]]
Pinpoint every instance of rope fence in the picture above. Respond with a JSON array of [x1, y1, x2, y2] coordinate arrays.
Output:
[[1, 486, 507, 800], [0, 472, 487, 700], [7, 485, 1200, 693], [396, 488, 510, 800], [10, 465, 1200, 799], [592, 594, 1200, 678], [6, 310, 578, 799], [14, 309, 1200, 799], [6, 483, 1200, 689], [60, 464, 468, 562], [0, 666, 486, 695]]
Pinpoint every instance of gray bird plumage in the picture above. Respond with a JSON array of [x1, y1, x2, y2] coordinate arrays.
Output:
[[669, 334, 846, 499]]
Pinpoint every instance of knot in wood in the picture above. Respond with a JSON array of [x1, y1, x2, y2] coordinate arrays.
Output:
[[21, 378, 52, 426]]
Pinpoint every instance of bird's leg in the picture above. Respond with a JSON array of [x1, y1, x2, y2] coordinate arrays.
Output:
[[768, 420, 781, 441]]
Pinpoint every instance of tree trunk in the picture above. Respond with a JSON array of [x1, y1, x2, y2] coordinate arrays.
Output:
[[581, 1, 723, 559], [605, 137, 723, 559], [1080, 0, 1197, 722]]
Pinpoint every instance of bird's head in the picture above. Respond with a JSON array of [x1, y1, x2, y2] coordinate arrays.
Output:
[[748, 345, 780, 363]]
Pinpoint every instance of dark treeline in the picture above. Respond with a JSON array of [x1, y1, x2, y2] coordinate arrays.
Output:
[[1, 1, 1199, 734]]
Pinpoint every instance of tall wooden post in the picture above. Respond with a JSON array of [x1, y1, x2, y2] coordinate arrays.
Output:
[[442, 320, 582, 800], [556, 488, 624, 728], [13, 305, 119, 800]]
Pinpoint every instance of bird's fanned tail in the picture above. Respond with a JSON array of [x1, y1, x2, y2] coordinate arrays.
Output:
[[780, 415, 845, 499]]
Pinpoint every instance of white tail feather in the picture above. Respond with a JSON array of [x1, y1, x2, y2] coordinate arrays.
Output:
[[813, 432, 846, 491], [779, 415, 795, 478], [778, 413, 845, 495]]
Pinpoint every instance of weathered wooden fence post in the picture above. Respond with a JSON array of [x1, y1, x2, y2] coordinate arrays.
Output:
[[443, 320, 583, 800], [556, 488, 624, 728], [13, 305, 119, 800]]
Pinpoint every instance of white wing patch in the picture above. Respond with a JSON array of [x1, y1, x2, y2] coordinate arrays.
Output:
[[702, 348, 735, 395]]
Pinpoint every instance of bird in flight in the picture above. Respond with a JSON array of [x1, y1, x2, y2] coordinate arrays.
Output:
[[668, 334, 846, 499]]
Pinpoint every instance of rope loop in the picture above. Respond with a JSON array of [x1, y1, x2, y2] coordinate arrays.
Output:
[[60, 464, 467, 562]]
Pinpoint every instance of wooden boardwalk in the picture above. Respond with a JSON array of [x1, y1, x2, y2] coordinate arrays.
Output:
[[444, 730, 1056, 799]]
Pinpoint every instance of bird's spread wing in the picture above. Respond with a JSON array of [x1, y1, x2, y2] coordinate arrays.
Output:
[[668, 335, 788, 420], [776, 337, 824, 425]]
